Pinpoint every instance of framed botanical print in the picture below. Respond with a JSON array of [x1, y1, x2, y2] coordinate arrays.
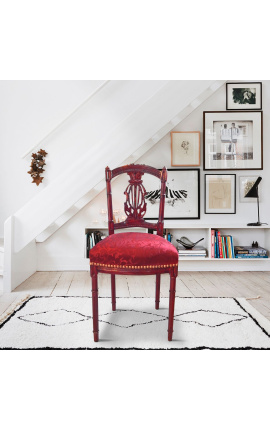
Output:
[[239, 176, 262, 203], [203, 111, 263, 170], [205, 174, 236, 214], [226, 82, 262, 110], [171, 131, 200, 166], [144, 168, 200, 220]]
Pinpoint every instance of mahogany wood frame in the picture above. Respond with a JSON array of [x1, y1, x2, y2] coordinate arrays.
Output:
[[90, 164, 178, 342]]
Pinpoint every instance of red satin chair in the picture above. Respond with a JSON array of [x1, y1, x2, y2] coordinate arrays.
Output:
[[89, 164, 178, 342]]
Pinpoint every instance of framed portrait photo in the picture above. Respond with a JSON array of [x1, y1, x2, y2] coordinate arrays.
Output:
[[144, 168, 200, 220], [226, 82, 262, 110], [203, 111, 263, 170], [205, 174, 236, 214], [239, 176, 262, 203], [171, 131, 200, 166]]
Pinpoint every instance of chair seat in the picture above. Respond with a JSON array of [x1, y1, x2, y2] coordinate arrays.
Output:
[[89, 232, 179, 269]]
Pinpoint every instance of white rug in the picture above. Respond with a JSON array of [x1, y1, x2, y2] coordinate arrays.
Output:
[[0, 296, 270, 349]]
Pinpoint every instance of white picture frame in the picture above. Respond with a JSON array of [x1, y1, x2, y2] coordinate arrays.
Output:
[[203, 111, 263, 170], [143, 169, 200, 220], [171, 131, 200, 166]]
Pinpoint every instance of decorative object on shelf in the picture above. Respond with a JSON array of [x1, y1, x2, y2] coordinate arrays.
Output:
[[176, 236, 204, 249], [171, 131, 200, 166], [205, 174, 236, 214], [27, 149, 48, 185], [226, 82, 262, 110], [252, 241, 259, 248], [239, 176, 262, 203], [203, 111, 263, 170], [244, 176, 265, 226], [144, 168, 200, 220]]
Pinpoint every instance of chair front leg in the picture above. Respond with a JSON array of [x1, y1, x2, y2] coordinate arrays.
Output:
[[155, 274, 161, 310], [91, 267, 99, 342], [111, 274, 116, 311], [168, 271, 176, 341]]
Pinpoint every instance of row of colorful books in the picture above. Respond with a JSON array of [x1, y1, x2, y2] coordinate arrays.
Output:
[[211, 230, 235, 259], [211, 230, 268, 259]]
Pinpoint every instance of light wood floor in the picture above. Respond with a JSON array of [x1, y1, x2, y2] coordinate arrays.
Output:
[[1, 271, 270, 321]]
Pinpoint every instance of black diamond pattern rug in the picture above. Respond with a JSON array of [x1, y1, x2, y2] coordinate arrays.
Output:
[[0, 296, 270, 349]]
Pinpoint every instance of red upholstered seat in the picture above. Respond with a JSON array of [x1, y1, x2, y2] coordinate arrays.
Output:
[[89, 232, 179, 269]]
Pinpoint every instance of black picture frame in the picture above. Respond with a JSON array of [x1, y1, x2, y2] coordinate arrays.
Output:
[[205, 174, 236, 214], [226, 82, 262, 110], [144, 168, 200, 220], [203, 111, 263, 170]]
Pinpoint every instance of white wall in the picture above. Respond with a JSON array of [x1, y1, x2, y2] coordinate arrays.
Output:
[[36, 81, 270, 271], [0, 80, 103, 237]]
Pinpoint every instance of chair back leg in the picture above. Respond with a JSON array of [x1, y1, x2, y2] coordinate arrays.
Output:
[[91, 267, 99, 342], [111, 274, 116, 311], [168, 268, 177, 341], [155, 274, 161, 310]]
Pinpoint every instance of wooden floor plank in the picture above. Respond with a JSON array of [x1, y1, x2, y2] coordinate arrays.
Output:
[[211, 272, 260, 298], [51, 272, 75, 296], [67, 272, 88, 296], [179, 272, 209, 297], [127, 276, 149, 298], [247, 299, 270, 319], [175, 277, 194, 297], [191, 272, 226, 297], [115, 275, 130, 297], [140, 275, 155, 298], [228, 272, 270, 299]]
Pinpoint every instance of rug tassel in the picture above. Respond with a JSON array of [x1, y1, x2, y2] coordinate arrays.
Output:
[[0, 295, 31, 324], [246, 295, 261, 301]]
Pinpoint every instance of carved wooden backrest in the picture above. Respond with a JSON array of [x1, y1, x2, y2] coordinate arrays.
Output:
[[105, 164, 167, 236]]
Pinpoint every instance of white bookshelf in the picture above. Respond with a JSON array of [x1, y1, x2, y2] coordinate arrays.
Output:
[[85, 224, 270, 271]]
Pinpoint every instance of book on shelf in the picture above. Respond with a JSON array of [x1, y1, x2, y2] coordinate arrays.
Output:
[[211, 229, 234, 259], [234, 245, 267, 255], [234, 245, 268, 258], [235, 254, 268, 258], [177, 246, 207, 258], [211, 229, 215, 258]]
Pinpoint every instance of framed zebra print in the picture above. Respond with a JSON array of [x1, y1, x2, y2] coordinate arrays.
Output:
[[143, 168, 200, 220]]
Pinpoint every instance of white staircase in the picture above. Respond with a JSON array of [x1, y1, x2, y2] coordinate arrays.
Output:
[[36, 80, 225, 243], [3, 80, 226, 292]]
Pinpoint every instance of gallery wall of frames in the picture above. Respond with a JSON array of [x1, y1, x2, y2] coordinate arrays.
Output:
[[81, 81, 267, 226], [166, 82, 264, 221]]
